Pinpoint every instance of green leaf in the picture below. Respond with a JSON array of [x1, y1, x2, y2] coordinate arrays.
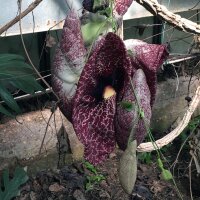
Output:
[[161, 169, 173, 181], [0, 104, 13, 117], [81, 20, 109, 45], [10, 77, 43, 94], [84, 161, 98, 175], [98, 7, 112, 17], [0, 54, 25, 63], [119, 140, 137, 194], [0, 167, 28, 200], [105, 7, 111, 17], [93, 0, 101, 9], [139, 109, 145, 118], [0, 53, 43, 117], [138, 152, 152, 164], [119, 101, 134, 112], [85, 182, 93, 191], [0, 62, 33, 79], [0, 84, 21, 113]]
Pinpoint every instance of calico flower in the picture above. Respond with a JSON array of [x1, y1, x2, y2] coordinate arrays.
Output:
[[52, 11, 168, 165], [114, 0, 134, 16], [72, 33, 133, 165]]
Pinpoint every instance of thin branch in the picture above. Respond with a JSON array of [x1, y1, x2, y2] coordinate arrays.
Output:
[[189, 157, 194, 200], [189, 0, 200, 11], [137, 85, 200, 152], [18, 0, 60, 101], [135, 0, 200, 34], [0, 0, 43, 35]]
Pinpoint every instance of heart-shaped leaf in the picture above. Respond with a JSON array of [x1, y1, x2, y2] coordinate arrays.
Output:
[[0, 167, 28, 200]]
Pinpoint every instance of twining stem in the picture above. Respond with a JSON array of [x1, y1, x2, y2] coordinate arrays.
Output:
[[138, 86, 200, 152], [128, 76, 160, 156], [128, 76, 183, 200]]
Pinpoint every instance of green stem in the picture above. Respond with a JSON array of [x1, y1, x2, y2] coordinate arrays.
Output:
[[128, 76, 183, 200]]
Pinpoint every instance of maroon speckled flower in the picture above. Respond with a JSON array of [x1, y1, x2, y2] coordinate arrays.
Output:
[[52, 11, 168, 165], [125, 39, 168, 105], [115, 40, 168, 151], [72, 33, 133, 165], [52, 11, 86, 121], [114, 0, 134, 16], [115, 69, 151, 150]]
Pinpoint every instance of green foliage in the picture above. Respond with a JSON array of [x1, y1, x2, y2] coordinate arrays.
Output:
[[85, 174, 105, 191], [0, 166, 29, 200], [188, 115, 200, 131], [119, 101, 134, 112], [139, 109, 145, 119], [84, 161, 98, 175], [99, 7, 112, 17], [138, 152, 152, 164], [81, 19, 110, 45], [93, 0, 112, 17], [81, 0, 117, 47], [0, 54, 43, 116], [83, 161, 105, 191]]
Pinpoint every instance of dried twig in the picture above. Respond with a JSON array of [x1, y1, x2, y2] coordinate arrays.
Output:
[[137, 85, 200, 152], [0, 0, 43, 35], [171, 129, 194, 173], [135, 0, 200, 34], [189, 157, 194, 200]]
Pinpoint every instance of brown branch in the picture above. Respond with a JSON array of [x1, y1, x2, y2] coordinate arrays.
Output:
[[137, 85, 200, 152], [135, 0, 200, 34], [0, 0, 43, 35]]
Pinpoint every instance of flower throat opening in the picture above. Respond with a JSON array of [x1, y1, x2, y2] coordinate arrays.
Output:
[[93, 68, 125, 102]]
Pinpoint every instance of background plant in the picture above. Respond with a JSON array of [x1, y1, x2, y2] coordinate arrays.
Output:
[[83, 161, 105, 191], [0, 54, 43, 117], [0, 166, 28, 200]]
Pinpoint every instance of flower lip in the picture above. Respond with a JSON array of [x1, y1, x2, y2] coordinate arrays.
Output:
[[72, 32, 133, 165], [103, 85, 116, 99], [92, 67, 126, 102]]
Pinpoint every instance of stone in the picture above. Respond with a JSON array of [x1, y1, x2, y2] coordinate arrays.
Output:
[[48, 183, 65, 192], [0, 108, 84, 171], [151, 76, 200, 134]]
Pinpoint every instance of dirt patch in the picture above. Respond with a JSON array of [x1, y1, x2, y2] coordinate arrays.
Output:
[[13, 149, 185, 200]]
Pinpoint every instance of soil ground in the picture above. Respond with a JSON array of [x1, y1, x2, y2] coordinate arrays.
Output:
[[13, 148, 197, 200]]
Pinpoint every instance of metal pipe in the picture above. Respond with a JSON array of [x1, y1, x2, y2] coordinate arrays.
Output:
[[164, 54, 200, 65], [0, 88, 52, 104]]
